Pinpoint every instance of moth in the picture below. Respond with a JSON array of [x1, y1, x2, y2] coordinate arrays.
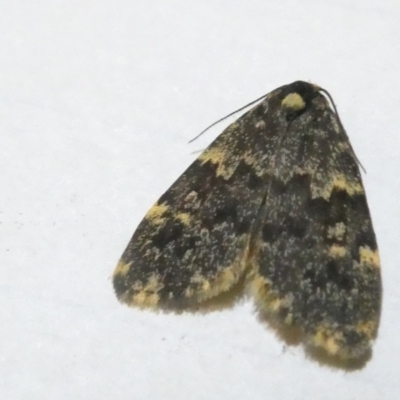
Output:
[[113, 81, 381, 360]]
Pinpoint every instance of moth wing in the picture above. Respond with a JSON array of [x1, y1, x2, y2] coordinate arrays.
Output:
[[113, 103, 277, 309], [250, 91, 381, 358]]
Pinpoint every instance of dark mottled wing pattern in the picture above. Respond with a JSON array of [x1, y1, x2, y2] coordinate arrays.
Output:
[[114, 96, 281, 308], [249, 85, 381, 359], [114, 81, 381, 359]]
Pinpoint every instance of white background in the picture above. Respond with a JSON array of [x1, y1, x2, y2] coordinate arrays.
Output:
[[1, 1, 399, 399]]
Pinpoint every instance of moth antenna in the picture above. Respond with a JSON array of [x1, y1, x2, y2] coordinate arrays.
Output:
[[189, 93, 269, 143]]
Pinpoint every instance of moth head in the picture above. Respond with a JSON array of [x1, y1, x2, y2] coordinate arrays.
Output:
[[280, 81, 321, 121]]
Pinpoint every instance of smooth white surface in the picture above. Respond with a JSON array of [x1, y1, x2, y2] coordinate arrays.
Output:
[[1, 1, 399, 399]]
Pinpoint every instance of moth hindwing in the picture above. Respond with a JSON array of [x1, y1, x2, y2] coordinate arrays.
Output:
[[113, 81, 381, 360]]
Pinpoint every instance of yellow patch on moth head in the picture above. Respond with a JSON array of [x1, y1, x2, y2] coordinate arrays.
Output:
[[175, 212, 191, 226], [145, 202, 169, 225], [113, 260, 132, 277], [328, 245, 347, 258], [359, 246, 380, 269], [281, 93, 306, 110]]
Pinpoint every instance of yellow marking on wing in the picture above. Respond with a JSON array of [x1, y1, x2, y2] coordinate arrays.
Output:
[[269, 298, 284, 312], [328, 245, 347, 258], [356, 320, 378, 339], [327, 222, 346, 241], [312, 174, 364, 200], [133, 292, 159, 307], [249, 274, 271, 298], [359, 246, 380, 269], [250, 274, 293, 321], [198, 145, 238, 179], [198, 146, 226, 165], [332, 175, 363, 194], [145, 202, 169, 225], [131, 273, 164, 308], [113, 260, 132, 277], [310, 321, 377, 360], [175, 212, 191, 226], [312, 327, 343, 356], [202, 280, 211, 292], [185, 240, 249, 302], [281, 93, 305, 110], [208, 267, 237, 294], [311, 319, 377, 359]]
